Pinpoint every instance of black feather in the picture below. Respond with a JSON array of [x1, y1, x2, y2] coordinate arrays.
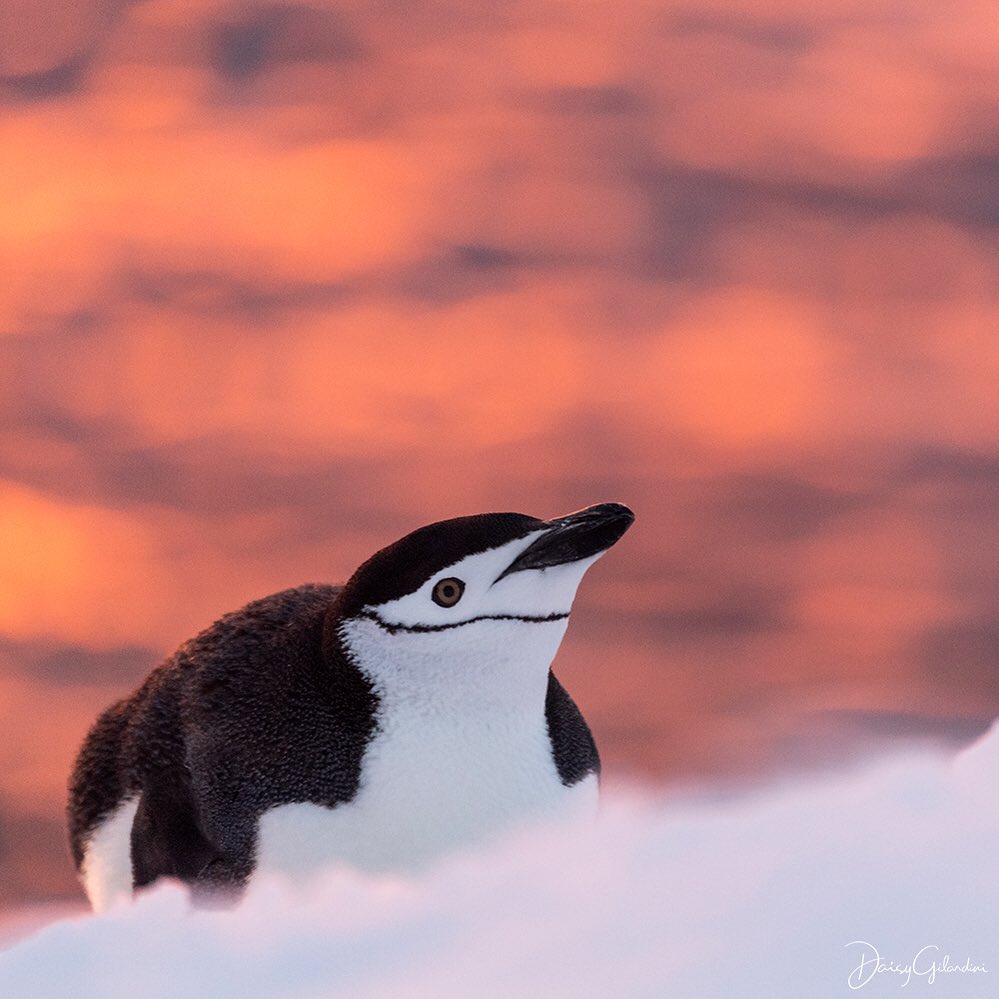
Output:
[[67, 584, 378, 899]]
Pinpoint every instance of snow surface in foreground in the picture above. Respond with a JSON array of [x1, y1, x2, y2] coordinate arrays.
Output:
[[3, 728, 998, 999]]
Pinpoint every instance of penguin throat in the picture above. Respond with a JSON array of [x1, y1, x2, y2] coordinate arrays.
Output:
[[337, 614, 569, 710]]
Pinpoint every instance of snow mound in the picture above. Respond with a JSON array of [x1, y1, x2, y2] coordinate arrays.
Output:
[[3, 729, 997, 999]]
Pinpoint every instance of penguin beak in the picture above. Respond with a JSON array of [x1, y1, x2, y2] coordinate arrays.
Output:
[[496, 503, 635, 581]]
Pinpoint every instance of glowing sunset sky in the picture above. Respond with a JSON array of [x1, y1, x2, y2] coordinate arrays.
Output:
[[1, 0, 997, 910]]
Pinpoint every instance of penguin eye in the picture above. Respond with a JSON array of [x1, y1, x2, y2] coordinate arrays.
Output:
[[432, 577, 465, 607]]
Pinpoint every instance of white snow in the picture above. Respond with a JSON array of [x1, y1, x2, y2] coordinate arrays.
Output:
[[2, 727, 997, 999]]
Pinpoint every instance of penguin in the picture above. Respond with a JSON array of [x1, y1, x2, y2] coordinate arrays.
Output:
[[67, 502, 634, 911]]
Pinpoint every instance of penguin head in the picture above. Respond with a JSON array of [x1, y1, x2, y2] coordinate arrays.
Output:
[[332, 503, 634, 699]]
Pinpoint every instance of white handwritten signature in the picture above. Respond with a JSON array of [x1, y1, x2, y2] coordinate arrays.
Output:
[[846, 941, 989, 989]]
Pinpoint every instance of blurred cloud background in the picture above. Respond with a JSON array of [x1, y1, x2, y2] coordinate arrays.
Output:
[[0, 0, 996, 913]]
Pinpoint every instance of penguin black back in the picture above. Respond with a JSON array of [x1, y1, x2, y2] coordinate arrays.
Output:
[[69, 584, 377, 901]]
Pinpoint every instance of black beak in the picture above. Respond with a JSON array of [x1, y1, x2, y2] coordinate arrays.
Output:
[[496, 503, 635, 581]]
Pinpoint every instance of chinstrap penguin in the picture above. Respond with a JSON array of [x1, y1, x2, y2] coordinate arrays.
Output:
[[67, 502, 634, 911]]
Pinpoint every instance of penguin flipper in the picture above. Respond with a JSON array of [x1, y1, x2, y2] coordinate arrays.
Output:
[[130, 781, 222, 890], [67, 698, 143, 911], [67, 698, 132, 872], [545, 670, 601, 785]]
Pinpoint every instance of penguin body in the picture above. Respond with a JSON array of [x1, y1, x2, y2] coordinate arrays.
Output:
[[67, 504, 633, 910]]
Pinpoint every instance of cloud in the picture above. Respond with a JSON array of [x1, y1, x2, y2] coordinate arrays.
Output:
[[209, 4, 366, 83], [0, 0, 114, 97], [0, 482, 161, 647], [0, 803, 80, 909], [0, 636, 157, 688], [1, 0, 997, 918]]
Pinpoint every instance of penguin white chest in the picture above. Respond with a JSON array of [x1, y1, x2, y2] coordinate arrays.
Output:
[[254, 618, 598, 878]]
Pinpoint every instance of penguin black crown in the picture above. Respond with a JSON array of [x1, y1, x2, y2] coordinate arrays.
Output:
[[68, 502, 634, 910]]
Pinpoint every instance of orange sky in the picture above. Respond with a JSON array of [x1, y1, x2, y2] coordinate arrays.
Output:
[[1, 0, 997, 910]]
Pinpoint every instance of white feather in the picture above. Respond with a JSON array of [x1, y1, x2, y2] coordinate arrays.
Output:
[[81, 796, 139, 913], [255, 609, 599, 879]]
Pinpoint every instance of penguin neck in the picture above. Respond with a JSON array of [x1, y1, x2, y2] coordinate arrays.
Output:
[[336, 614, 569, 715]]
